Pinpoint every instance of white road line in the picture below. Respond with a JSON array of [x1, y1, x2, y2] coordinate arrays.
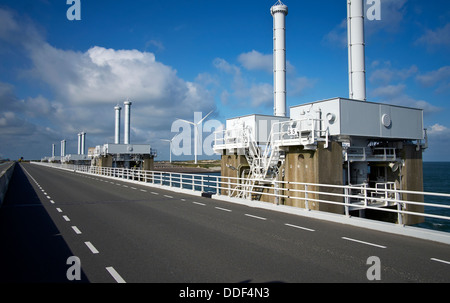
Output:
[[215, 207, 232, 212], [193, 202, 206, 206], [50, 200, 55, 204], [140, 189, 147, 192], [180, 198, 186, 201], [245, 214, 267, 221], [151, 192, 159, 195], [285, 223, 315, 232], [342, 237, 386, 249], [63, 215, 71, 222], [56, 208, 63, 213], [71, 226, 82, 235], [431, 258, 450, 265], [85, 241, 99, 254], [122, 185, 128, 188], [131, 187, 137, 190], [106, 267, 126, 283], [46, 196, 51, 199], [164, 195, 173, 198]]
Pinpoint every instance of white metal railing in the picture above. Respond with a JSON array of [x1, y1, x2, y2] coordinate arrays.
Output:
[[344, 146, 397, 162], [32, 162, 450, 231]]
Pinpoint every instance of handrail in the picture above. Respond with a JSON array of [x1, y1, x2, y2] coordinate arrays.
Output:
[[32, 162, 450, 231]]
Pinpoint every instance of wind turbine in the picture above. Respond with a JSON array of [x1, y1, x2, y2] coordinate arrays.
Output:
[[161, 137, 175, 163], [177, 110, 213, 164]]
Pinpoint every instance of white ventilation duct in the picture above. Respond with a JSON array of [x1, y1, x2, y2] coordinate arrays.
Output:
[[61, 140, 66, 157], [77, 133, 82, 155], [81, 132, 86, 155], [124, 100, 132, 145], [347, 0, 366, 101], [114, 105, 122, 144], [271, 1, 288, 117]]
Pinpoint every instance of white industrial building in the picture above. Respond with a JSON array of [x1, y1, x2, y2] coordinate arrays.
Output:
[[213, 0, 427, 225]]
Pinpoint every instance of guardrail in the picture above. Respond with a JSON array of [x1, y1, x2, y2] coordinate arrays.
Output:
[[0, 162, 16, 207], [32, 162, 450, 232]]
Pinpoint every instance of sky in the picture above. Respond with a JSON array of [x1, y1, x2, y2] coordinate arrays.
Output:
[[0, 0, 449, 162]]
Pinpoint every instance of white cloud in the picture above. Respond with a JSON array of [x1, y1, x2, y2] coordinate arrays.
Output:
[[0, 8, 216, 159], [416, 66, 450, 94], [238, 50, 273, 73], [369, 62, 418, 84], [369, 75, 441, 114], [416, 23, 450, 49], [428, 123, 449, 135]]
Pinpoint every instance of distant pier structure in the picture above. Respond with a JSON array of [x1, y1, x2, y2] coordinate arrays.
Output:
[[91, 100, 156, 170], [213, 0, 427, 225]]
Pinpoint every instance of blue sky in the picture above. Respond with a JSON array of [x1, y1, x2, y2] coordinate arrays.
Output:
[[0, 0, 449, 161]]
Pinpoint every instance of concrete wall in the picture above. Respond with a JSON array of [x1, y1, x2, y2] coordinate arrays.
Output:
[[281, 141, 344, 214], [0, 162, 16, 207], [400, 144, 424, 225], [220, 152, 249, 196]]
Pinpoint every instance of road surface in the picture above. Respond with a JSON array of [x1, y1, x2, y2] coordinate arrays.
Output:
[[0, 163, 449, 283]]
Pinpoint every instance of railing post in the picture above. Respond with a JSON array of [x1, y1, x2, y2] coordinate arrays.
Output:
[[305, 184, 309, 211], [344, 187, 350, 217]]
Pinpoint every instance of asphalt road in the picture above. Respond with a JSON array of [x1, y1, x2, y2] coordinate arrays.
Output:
[[0, 163, 449, 283]]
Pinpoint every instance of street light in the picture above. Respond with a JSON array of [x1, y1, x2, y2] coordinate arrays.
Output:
[[177, 110, 213, 164]]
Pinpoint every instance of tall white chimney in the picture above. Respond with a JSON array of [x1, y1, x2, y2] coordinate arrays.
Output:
[[77, 133, 82, 155], [52, 144, 55, 158], [61, 140, 66, 157], [114, 105, 122, 144], [124, 100, 132, 145], [347, 0, 366, 101], [271, 1, 288, 117], [81, 132, 86, 155]]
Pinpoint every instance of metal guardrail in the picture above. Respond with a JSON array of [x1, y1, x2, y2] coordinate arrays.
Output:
[[32, 162, 450, 231]]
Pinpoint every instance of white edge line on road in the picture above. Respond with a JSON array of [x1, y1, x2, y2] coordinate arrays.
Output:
[[71, 226, 82, 235], [63, 215, 70, 222], [215, 207, 232, 212], [50, 200, 55, 204], [106, 267, 126, 283], [342, 237, 386, 249], [56, 208, 63, 213], [193, 202, 206, 206], [285, 223, 315, 232], [245, 214, 267, 221], [85, 241, 99, 254], [431, 258, 450, 265], [164, 195, 173, 198]]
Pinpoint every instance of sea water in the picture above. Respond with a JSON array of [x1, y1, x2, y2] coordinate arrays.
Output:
[[419, 162, 450, 232]]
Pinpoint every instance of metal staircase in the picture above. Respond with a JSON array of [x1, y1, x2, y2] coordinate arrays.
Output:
[[218, 117, 329, 200]]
